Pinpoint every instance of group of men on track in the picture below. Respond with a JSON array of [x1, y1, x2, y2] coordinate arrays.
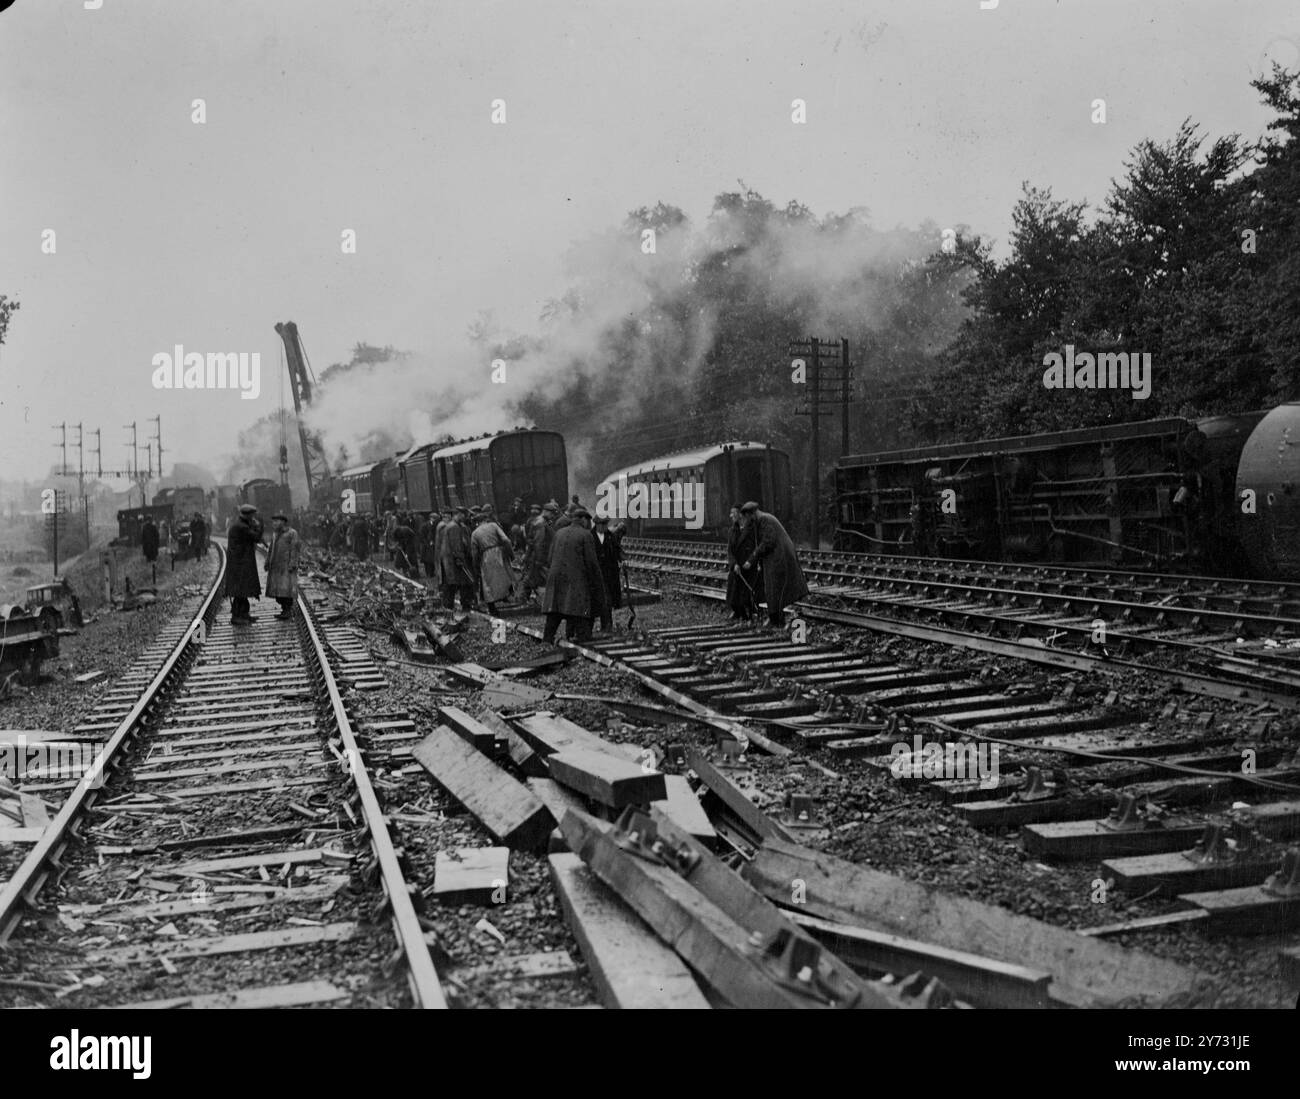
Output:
[[213, 495, 807, 641]]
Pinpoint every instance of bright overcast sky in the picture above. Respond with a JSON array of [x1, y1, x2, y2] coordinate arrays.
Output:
[[1, 0, 1296, 482]]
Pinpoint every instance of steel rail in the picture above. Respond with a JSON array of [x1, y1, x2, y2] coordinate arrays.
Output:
[[295, 588, 448, 1009], [0, 546, 228, 941], [626, 538, 1300, 609], [640, 571, 1300, 708]]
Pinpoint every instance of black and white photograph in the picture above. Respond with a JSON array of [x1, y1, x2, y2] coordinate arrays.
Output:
[[1, 0, 1298, 1069]]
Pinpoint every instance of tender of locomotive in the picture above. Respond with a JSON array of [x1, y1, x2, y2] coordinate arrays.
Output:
[[598, 441, 793, 540], [152, 485, 207, 520], [834, 407, 1300, 578], [238, 478, 293, 520], [399, 430, 568, 517]]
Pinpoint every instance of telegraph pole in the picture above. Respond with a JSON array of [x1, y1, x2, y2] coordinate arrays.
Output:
[[52, 421, 67, 474], [840, 338, 851, 456], [73, 423, 88, 547], [790, 336, 854, 549], [149, 415, 163, 481], [809, 337, 821, 548], [124, 421, 140, 505]]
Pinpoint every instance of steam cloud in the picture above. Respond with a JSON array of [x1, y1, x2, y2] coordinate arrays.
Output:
[[264, 194, 969, 495]]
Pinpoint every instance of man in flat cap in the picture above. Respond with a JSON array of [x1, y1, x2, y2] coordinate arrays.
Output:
[[437, 505, 476, 610], [542, 507, 607, 643], [418, 511, 439, 582], [591, 513, 623, 633], [264, 511, 300, 620], [523, 500, 558, 603], [226, 503, 265, 624], [738, 501, 808, 628]]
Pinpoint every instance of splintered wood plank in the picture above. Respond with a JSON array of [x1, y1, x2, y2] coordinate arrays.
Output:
[[547, 749, 666, 809], [512, 712, 642, 762], [174, 848, 325, 875], [643, 804, 895, 1007], [439, 706, 502, 755], [89, 922, 359, 964], [20, 791, 54, 828], [790, 910, 1055, 1010], [116, 980, 350, 1009], [1078, 910, 1210, 937], [651, 775, 717, 846], [686, 749, 798, 845], [479, 710, 547, 777], [744, 837, 1224, 1009], [412, 726, 553, 851], [154, 822, 305, 850], [527, 777, 589, 822], [558, 808, 895, 1010], [60, 879, 346, 921], [432, 847, 509, 904], [548, 852, 710, 1009]]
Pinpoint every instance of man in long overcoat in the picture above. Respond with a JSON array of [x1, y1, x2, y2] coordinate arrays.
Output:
[[190, 513, 208, 558], [226, 503, 264, 624], [542, 509, 608, 643], [437, 506, 476, 610], [471, 510, 515, 613], [523, 502, 557, 602], [738, 501, 808, 627], [725, 504, 759, 621], [264, 511, 300, 620], [418, 512, 439, 580], [591, 515, 623, 632]]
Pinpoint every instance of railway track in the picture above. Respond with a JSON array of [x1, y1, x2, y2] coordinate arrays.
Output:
[[624, 539, 1300, 706], [511, 545, 1300, 941], [0, 542, 446, 1009]]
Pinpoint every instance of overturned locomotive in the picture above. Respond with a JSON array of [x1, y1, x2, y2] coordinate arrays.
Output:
[[834, 405, 1300, 580]]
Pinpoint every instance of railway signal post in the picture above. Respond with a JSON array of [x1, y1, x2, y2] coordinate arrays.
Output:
[[792, 336, 853, 548]]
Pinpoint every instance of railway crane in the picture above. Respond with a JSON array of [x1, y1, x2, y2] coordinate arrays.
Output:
[[275, 320, 333, 509]]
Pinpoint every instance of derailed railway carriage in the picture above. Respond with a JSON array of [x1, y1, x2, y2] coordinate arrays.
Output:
[[399, 430, 568, 516], [835, 406, 1300, 579], [599, 442, 793, 540]]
